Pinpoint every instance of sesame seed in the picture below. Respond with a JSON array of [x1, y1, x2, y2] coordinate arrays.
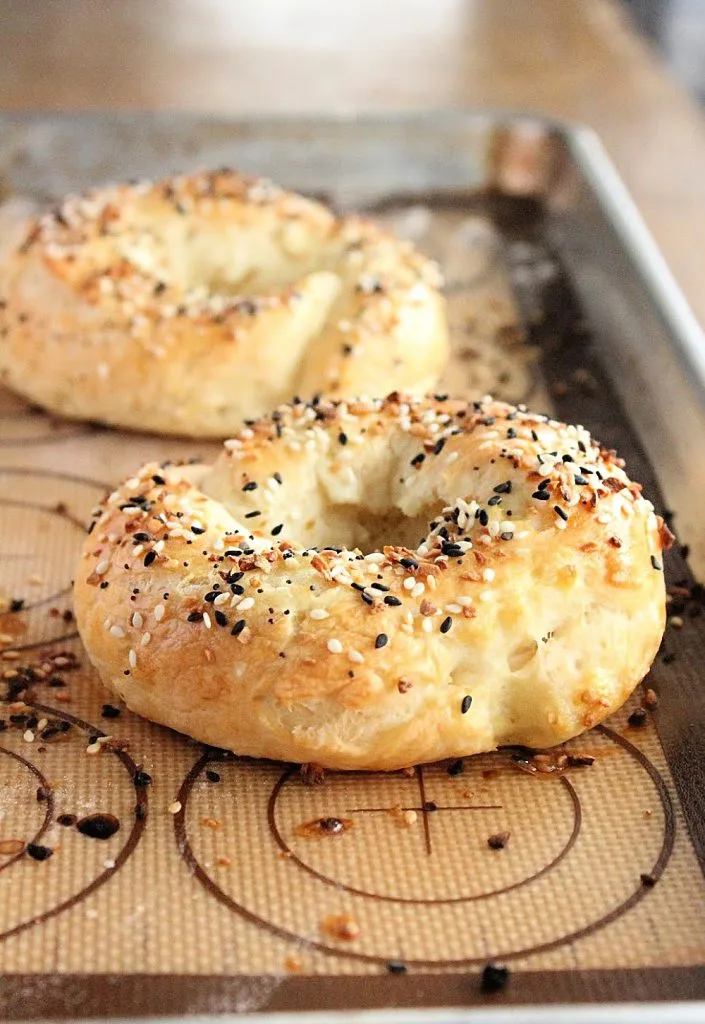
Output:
[[554, 506, 568, 522], [109, 625, 125, 639], [168, 801, 182, 814], [236, 597, 255, 612], [143, 550, 157, 567], [461, 695, 472, 714], [440, 616, 453, 633], [651, 555, 662, 571], [140, 632, 152, 646], [203, 612, 212, 629], [131, 612, 143, 628], [349, 650, 364, 663], [310, 608, 330, 620], [231, 620, 246, 636], [154, 603, 165, 621], [375, 633, 388, 649], [482, 568, 495, 582], [96, 559, 110, 575], [384, 595, 402, 606], [403, 577, 416, 591], [23, 729, 34, 743], [128, 649, 137, 668], [327, 639, 343, 654], [411, 582, 425, 598]]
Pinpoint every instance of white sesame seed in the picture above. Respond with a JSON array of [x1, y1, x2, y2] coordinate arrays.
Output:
[[411, 582, 425, 598], [482, 568, 495, 583], [23, 729, 34, 743], [96, 560, 110, 575], [236, 597, 255, 612], [348, 650, 364, 663], [310, 608, 330, 620], [154, 603, 165, 621], [445, 604, 463, 614], [203, 612, 212, 629], [109, 625, 125, 639], [400, 623, 413, 635], [132, 612, 143, 628], [168, 801, 182, 814], [140, 632, 152, 647], [128, 649, 137, 669], [480, 591, 493, 602], [422, 618, 433, 633], [365, 552, 385, 563], [403, 577, 416, 591], [37, 718, 47, 731], [426, 574, 437, 591], [86, 741, 102, 755], [213, 592, 230, 607], [132, 545, 144, 558], [103, 859, 116, 870], [457, 596, 473, 607], [327, 638, 343, 654]]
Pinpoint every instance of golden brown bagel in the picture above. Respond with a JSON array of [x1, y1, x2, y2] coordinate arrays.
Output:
[[74, 394, 668, 770], [0, 172, 448, 437]]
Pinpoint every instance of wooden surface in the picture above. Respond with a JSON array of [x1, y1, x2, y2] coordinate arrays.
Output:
[[1, 0, 705, 329]]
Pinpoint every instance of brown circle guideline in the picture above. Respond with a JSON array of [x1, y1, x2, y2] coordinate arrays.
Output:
[[0, 701, 148, 944], [0, 466, 109, 652], [174, 725, 675, 967], [0, 745, 55, 872], [267, 764, 581, 905]]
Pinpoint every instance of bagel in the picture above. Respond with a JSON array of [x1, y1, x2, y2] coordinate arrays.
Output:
[[74, 393, 668, 771], [0, 171, 448, 437]]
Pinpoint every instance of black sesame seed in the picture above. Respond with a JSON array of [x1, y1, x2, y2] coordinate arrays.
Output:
[[361, 591, 375, 605], [440, 616, 453, 634], [242, 481, 258, 491], [384, 595, 402, 606], [554, 505, 568, 521], [230, 584, 244, 595], [493, 481, 512, 494], [532, 491, 550, 501], [151, 474, 166, 485], [487, 495, 502, 507], [574, 475, 589, 485], [478, 509, 489, 526], [273, 472, 283, 485], [143, 550, 157, 567], [651, 555, 662, 571], [338, 432, 348, 445], [481, 963, 509, 992], [461, 695, 472, 714], [386, 960, 408, 974], [411, 453, 425, 467], [133, 532, 150, 541], [500, 532, 514, 541], [26, 843, 53, 862], [400, 557, 419, 570], [191, 525, 206, 535], [214, 610, 228, 627], [204, 591, 218, 603], [244, 510, 261, 519], [231, 620, 246, 636], [628, 708, 648, 727], [432, 438, 446, 455], [371, 583, 389, 592], [375, 633, 389, 649], [101, 704, 121, 719], [531, 430, 539, 442], [187, 611, 203, 623], [271, 524, 284, 536]]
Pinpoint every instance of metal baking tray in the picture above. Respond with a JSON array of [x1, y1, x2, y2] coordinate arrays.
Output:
[[0, 112, 705, 1024]]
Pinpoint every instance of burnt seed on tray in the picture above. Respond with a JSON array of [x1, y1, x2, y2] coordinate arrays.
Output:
[[481, 963, 509, 993], [57, 814, 77, 827], [26, 843, 53, 862], [76, 813, 121, 840], [133, 770, 153, 787], [628, 708, 648, 728], [101, 703, 121, 719], [640, 872, 657, 888], [487, 831, 510, 850], [386, 961, 408, 974], [206, 770, 221, 783], [447, 759, 464, 776]]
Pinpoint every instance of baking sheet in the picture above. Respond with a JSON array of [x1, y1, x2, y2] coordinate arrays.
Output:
[[1, 114, 705, 1021]]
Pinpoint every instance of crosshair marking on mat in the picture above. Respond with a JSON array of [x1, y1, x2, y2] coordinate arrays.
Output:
[[346, 765, 502, 855]]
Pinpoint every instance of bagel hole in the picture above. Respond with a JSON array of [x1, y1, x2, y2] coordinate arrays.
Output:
[[301, 501, 446, 554]]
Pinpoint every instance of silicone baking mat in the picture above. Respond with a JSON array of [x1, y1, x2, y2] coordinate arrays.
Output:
[[1, 193, 705, 1019]]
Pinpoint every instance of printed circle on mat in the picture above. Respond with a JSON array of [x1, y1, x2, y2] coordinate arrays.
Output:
[[0, 385, 95, 446], [0, 701, 147, 943], [0, 468, 108, 650], [175, 726, 673, 966]]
